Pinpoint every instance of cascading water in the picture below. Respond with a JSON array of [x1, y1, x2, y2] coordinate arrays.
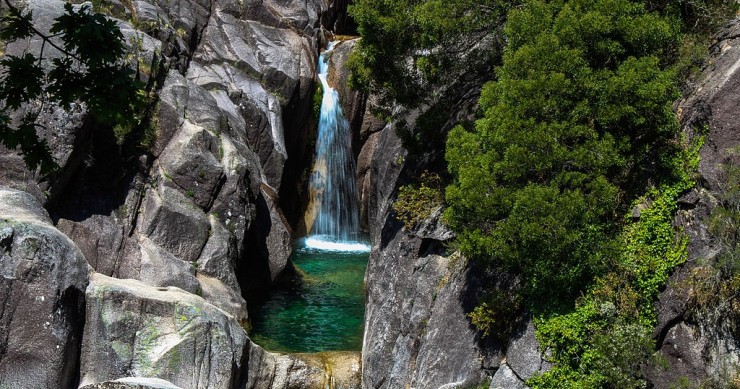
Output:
[[306, 42, 368, 252], [248, 41, 370, 353]]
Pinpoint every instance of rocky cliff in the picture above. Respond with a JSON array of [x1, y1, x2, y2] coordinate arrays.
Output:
[[1, 0, 738, 387], [0, 0, 361, 387], [646, 19, 740, 387], [356, 15, 740, 389]]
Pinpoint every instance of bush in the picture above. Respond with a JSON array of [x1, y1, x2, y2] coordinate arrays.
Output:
[[392, 172, 443, 229], [468, 287, 523, 342]]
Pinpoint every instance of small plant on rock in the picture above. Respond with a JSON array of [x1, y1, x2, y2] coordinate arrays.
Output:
[[393, 172, 444, 229]]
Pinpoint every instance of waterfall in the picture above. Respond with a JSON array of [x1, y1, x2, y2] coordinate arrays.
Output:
[[306, 42, 368, 252]]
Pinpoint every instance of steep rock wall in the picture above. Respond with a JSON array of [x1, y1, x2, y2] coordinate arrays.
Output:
[[647, 19, 740, 387], [0, 0, 360, 387]]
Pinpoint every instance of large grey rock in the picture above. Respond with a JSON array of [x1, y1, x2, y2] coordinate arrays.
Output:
[[126, 0, 211, 71], [241, 185, 293, 289], [195, 12, 316, 104], [228, 0, 331, 34], [139, 236, 200, 294], [505, 320, 551, 381], [187, 62, 289, 191], [57, 213, 143, 280], [0, 187, 90, 388], [648, 321, 739, 388], [189, 9, 319, 193], [197, 273, 248, 324], [198, 214, 241, 290], [158, 120, 226, 211], [207, 135, 261, 259], [156, 71, 228, 158], [79, 273, 249, 389], [490, 363, 528, 389], [138, 185, 210, 263], [367, 126, 407, 244], [680, 19, 740, 193], [362, 226, 488, 388]]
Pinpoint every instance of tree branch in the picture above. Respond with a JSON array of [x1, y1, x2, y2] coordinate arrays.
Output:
[[2, 0, 81, 62]]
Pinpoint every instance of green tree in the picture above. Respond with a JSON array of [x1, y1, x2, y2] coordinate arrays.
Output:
[[445, 0, 682, 301], [0, 0, 144, 173], [348, 0, 512, 111]]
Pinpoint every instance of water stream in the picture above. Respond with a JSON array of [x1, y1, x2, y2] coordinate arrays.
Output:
[[248, 42, 370, 353]]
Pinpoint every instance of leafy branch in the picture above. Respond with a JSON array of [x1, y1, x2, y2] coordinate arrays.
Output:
[[0, 0, 145, 174]]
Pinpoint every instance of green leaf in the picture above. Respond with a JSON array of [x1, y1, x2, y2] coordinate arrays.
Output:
[[51, 3, 125, 67], [0, 53, 44, 109], [0, 9, 34, 41], [47, 57, 85, 109]]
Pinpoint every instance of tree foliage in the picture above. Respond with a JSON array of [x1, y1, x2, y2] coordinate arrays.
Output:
[[348, 0, 512, 111], [445, 0, 683, 300], [0, 0, 144, 173]]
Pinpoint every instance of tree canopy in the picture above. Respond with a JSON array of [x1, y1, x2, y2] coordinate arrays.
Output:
[[445, 0, 682, 300], [348, 0, 512, 111]]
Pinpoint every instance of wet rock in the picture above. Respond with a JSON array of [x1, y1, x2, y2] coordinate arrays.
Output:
[[79, 273, 249, 389], [356, 131, 380, 231], [0, 187, 90, 388], [327, 39, 366, 152]]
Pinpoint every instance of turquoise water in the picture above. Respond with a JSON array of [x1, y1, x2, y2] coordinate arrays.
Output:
[[248, 241, 369, 353]]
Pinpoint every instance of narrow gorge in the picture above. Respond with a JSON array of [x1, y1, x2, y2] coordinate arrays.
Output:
[[0, 0, 738, 388]]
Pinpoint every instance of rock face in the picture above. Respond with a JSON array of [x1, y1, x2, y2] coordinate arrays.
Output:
[[0, 0, 360, 387], [246, 349, 361, 389], [361, 108, 499, 388], [355, 22, 559, 386], [646, 19, 740, 388], [79, 273, 249, 389], [0, 187, 90, 388]]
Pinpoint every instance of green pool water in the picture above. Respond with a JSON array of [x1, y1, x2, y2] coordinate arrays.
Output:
[[248, 241, 369, 353]]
